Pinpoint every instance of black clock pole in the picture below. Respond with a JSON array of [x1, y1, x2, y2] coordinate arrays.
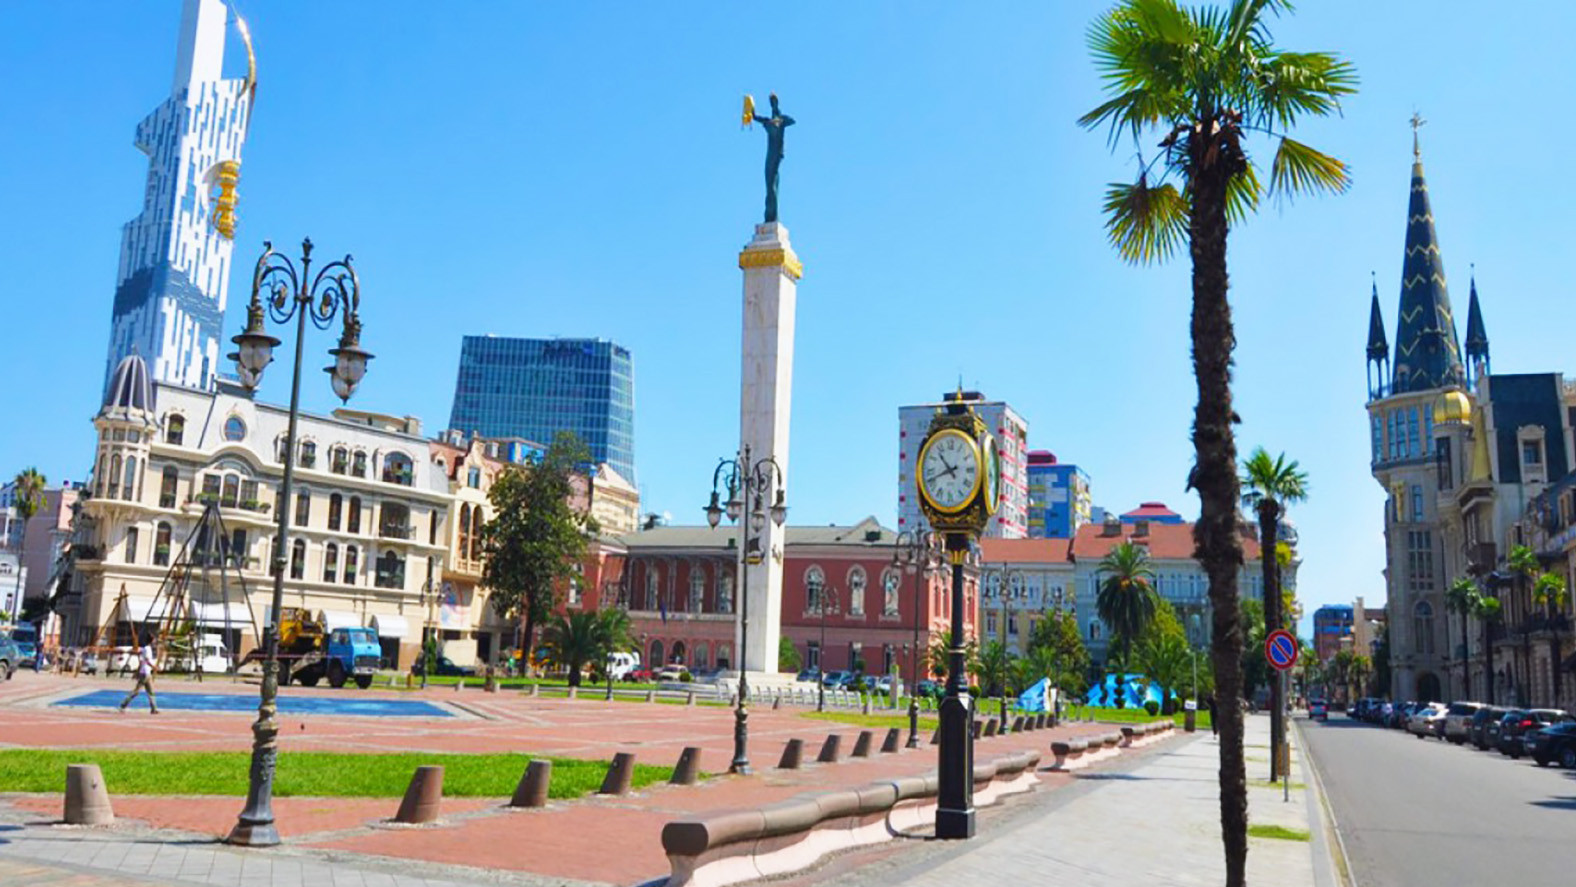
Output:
[[936, 531, 976, 839]]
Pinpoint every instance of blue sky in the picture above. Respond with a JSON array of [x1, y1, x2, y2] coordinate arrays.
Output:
[[3, 2, 1573, 638]]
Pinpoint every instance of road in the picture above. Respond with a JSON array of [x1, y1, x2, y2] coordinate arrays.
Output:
[[1300, 713, 1576, 886]]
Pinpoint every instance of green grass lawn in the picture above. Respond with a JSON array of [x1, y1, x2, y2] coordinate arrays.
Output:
[[0, 750, 671, 799], [1248, 824, 1310, 841], [800, 710, 941, 732], [1074, 706, 1213, 730], [405, 675, 665, 693]]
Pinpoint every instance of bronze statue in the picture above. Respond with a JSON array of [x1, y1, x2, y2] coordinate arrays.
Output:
[[744, 93, 795, 224]]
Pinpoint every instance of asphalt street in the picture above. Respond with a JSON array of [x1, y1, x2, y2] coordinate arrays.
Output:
[[1300, 713, 1576, 887]]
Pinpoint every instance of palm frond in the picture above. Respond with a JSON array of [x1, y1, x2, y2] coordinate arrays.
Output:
[[1251, 51, 1358, 130], [1269, 136, 1349, 198], [1225, 161, 1262, 223], [1102, 174, 1188, 265]]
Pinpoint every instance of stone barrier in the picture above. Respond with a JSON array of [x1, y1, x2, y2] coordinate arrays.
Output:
[[778, 739, 804, 770], [671, 747, 702, 786], [983, 718, 998, 737], [851, 730, 874, 758], [599, 752, 636, 796], [880, 728, 901, 753], [64, 763, 113, 825], [394, 766, 444, 824], [1120, 726, 1136, 748], [647, 689, 657, 702], [816, 735, 842, 764], [1012, 716, 1025, 733], [510, 760, 551, 808]]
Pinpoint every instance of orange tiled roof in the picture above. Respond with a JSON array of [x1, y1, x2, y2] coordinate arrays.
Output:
[[979, 537, 1072, 565], [1071, 521, 1263, 562]]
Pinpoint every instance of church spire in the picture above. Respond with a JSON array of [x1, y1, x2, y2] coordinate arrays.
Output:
[[1464, 268, 1490, 386], [1391, 116, 1465, 394], [1366, 275, 1390, 400]]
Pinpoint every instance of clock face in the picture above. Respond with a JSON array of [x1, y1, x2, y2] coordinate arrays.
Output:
[[918, 429, 981, 513], [983, 435, 1000, 515]]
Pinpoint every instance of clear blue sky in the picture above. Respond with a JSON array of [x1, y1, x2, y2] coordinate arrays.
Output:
[[3, 2, 1573, 638]]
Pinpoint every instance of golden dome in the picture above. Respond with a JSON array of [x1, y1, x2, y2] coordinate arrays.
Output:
[[1433, 389, 1472, 425]]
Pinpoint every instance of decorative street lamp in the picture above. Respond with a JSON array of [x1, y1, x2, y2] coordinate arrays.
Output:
[[986, 563, 1026, 733], [705, 444, 786, 775], [813, 582, 841, 712], [227, 239, 370, 847], [892, 529, 940, 748], [1050, 587, 1069, 724]]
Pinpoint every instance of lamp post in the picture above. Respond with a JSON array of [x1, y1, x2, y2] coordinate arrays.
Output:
[[1049, 587, 1065, 723], [227, 239, 370, 847], [813, 582, 841, 712], [892, 529, 939, 748], [704, 444, 787, 776], [986, 563, 1024, 732]]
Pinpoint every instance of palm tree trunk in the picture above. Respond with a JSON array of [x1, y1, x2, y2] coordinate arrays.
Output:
[[1189, 135, 1249, 887], [1548, 604, 1561, 706], [1259, 500, 1281, 782], [1460, 613, 1470, 699], [1482, 620, 1494, 705]]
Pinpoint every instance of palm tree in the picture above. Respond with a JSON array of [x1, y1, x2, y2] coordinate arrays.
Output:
[[1329, 649, 1353, 706], [1241, 447, 1307, 780], [1348, 654, 1372, 701], [1096, 541, 1159, 683], [975, 640, 1014, 727], [1295, 640, 1320, 700], [596, 607, 634, 698], [1080, 5, 1355, 880], [540, 610, 608, 687], [7, 468, 46, 621], [1444, 577, 1481, 699], [1532, 572, 1568, 706], [1474, 594, 1503, 705], [1138, 633, 1192, 713], [1508, 544, 1539, 705]]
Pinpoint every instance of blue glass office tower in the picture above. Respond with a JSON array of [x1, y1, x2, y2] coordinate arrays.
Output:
[[448, 337, 636, 484]]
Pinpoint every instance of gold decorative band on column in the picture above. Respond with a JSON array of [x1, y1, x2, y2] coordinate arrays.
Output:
[[947, 548, 969, 566], [738, 247, 803, 281]]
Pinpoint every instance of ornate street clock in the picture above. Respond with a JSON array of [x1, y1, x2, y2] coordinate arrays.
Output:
[[915, 400, 999, 535]]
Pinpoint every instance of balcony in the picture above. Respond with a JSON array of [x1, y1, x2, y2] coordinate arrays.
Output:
[[72, 545, 103, 562], [378, 523, 416, 541], [374, 569, 405, 590], [238, 499, 271, 514]]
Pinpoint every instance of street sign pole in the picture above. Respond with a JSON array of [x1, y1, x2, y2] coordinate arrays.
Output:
[[1264, 629, 1298, 793]]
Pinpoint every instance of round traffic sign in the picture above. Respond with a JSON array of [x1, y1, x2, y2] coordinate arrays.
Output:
[[1265, 629, 1298, 671]]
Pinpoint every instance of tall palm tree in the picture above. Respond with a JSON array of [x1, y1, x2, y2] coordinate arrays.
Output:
[[1444, 577, 1480, 699], [1241, 447, 1307, 780], [540, 610, 606, 687], [1532, 572, 1568, 706], [7, 468, 46, 620], [597, 607, 634, 698], [1096, 541, 1159, 680], [1329, 649, 1353, 705], [1080, 4, 1355, 880], [1508, 545, 1539, 706], [1348, 654, 1372, 701], [1474, 594, 1503, 705]]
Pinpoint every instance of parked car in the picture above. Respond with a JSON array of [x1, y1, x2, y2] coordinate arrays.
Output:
[[795, 668, 821, 684], [626, 667, 655, 683], [0, 637, 20, 680], [1526, 721, 1576, 768], [654, 664, 691, 682], [1443, 701, 1485, 744], [1308, 698, 1328, 721], [1386, 701, 1415, 728], [607, 652, 641, 682], [915, 679, 941, 699], [820, 670, 852, 688], [1470, 705, 1512, 750], [410, 656, 476, 678], [1497, 709, 1575, 758], [1407, 702, 1447, 738]]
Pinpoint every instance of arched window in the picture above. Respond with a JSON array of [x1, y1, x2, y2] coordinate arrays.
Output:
[[154, 522, 172, 566], [109, 454, 123, 499], [375, 551, 406, 589], [323, 543, 339, 583], [344, 545, 359, 584], [328, 493, 343, 531], [122, 455, 138, 501], [689, 565, 705, 613], [805, 565, 826, 612], [96, 454, 106, 497], [299, 440, 317, 469], [274, 435, 289, 463], [159, 466, 178, 508], [646, 565, 661, 611], [347, 496, 362, 534], [458, 505, 472, 561], [382, 451, 414, 486], [650, 640, 665, 670], [1414, 601, 1436, 655], [469, 508, 484, 561], [1089, 621, 1102, 641], [848, 565, 867, 616], [290, 539, 306, 580], [165, 414, 185, 445], [221, 474, 239, 508], [294, 491, 310, 527], [718, 571, 734, 615], [694, 642, 709, 669], [352, 451, 368, 478], [330, 446, 349, 475]]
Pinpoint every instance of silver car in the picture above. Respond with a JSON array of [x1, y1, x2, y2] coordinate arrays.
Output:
[[1407, 702, 1448, 738], [1443, 701, 1485, 744]]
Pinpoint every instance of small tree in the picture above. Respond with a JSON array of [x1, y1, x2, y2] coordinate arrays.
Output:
[[8, 468, 45, 619], [480, 432, 600, 664], [778, 635, 802, 673], [1096, 541, 1159, 676], [1532, 572, 1568, 705], [1027, 608, 1091, 693]]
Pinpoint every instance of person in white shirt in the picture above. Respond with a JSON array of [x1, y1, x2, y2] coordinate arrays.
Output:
[[119, 638, 159, 714]]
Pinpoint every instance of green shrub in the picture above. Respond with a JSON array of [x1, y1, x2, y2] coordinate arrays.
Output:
[[679, 671, 693, 683], [1143, 700, 1160, 716]]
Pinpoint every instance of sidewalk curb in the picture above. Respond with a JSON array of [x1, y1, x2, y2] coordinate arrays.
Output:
[[1292, 718, 1352, 887]]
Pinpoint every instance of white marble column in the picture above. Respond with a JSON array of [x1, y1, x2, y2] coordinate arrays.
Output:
[[737, 222, 801, 677]]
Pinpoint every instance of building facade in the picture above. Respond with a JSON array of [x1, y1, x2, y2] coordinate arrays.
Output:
[[447, 336, 636, 484], [62, 355, 449, 669], [978, 538, 1076, 656], [104, 0, 255, 394], [1313, 604, 1354, 663], [898, 391, 1029, 539], [1024, 451, 1091, 540], [0, 483, 81, 609]]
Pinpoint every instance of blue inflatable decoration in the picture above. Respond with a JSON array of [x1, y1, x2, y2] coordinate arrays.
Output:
[[1084, 673, 1164, 709]]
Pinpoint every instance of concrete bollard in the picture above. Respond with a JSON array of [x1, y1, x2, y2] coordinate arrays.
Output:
[[971, 720, 983, 740], [510, 760, 552, 808], [1012, 716, 1025, 733], [63, 764, 114, 825], [817, 734, 842, 764], [772, 695, 782, 710], [851, 730, 874, 758], [646, 689, 656, 702], [529, 683, 540, 697], [454, 679, 463, 692], [686, 690, 696, 707], [983, 718, 998, 737], [862, 696, 872, 715], [598, 752, 636, 796], [778, 738, 805, 770], [395, 765, 444, 824], [671, 747, 702, 785], [1037, 713, 1047, 729], [880, 728, 902, 753], [930, 728, 941, 746]]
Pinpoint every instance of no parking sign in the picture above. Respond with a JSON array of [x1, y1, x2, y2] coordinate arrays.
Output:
[[1265, 629, 1298, 672]]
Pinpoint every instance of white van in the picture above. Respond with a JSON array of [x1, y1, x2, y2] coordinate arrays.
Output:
[[607, 651, 640, 681], [193, 635, 232, 674]]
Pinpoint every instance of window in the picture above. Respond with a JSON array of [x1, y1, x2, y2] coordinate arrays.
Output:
[[1089, 621, 1101, 641], [986, 612, 997, 635], [166, 414, 185, 446], [1523, 441, 1543, 466], [689, 567, 704, 613], [323, 543, 339, 583], [805, 565, 826, 612], [569, 571, 582, 606], [1371, 415, 1382, 462], [1008, 613, 1019, 636], [458, 505, 471, 560], [123, 455, 139, 501], [807, 641, 821, 670], [1410, 484, 1423, 523], [229, 529, 247, 567], [290, 539, 306, 579], [241, 480, 258, 509], [718, 571, 734, 614], [224, 416, 246, 442], [848, 566, 867, 616], [1407, 530, 1436, 590], [299, 440, 317, 469], [883, 569, 901, 616], [330, 446, 349, 475], [1408, 409, 1421, 458], [469, 510, 484, 560], [294, 492, 311, 527], [344, 545, 359, 584], [154, 523, 172, 566], [645, 567, 659, 611], [201, 474, 220, 503], [468, 467, 481, 489], [108, 455, 122, 499], [328, 494, 342, 531], [352, 451, 368, 478], [221, 475, 239, 508], [382, 452, 414, 486], [347, 496, 362, 534], [1414, 601, 1436, 655], [124, 526, 138, 563], [160, 466, 178, 508], [1436, 437, 1454, 491], [379, 502, 410, 539], [374, 551, 405, 589]]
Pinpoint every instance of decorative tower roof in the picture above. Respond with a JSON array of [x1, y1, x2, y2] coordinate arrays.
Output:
[[102, 353, 155, 421], [1464, 273, 1489, 359], [1391, 123, 1465, 394], [1366, 277, 1389, 361]]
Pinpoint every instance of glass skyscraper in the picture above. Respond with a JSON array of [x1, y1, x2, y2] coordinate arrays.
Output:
[[448, 336, 636, 484]]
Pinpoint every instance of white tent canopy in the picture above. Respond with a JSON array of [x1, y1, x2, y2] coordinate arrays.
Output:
[[319, 611, 363, 631], [187, 601, 252, 628], [371, 614, 409, 639]]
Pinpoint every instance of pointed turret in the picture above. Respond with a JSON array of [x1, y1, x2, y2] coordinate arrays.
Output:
[[1391, 128, 1465, 394], [1464, 271, 1489, 386], [1366, 276, 1390, 400]]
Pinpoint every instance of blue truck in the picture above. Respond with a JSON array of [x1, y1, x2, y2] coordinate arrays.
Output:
[[247, 608, 382, 689], [5, 623, 38, 666]]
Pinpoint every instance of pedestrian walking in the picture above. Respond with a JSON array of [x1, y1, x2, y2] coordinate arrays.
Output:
[[1208, 693, 1218, 736], [119, 638, 159, 714]]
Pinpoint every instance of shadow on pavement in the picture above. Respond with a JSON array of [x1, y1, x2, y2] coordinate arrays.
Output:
[[1529, 796, 1576, 811]]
